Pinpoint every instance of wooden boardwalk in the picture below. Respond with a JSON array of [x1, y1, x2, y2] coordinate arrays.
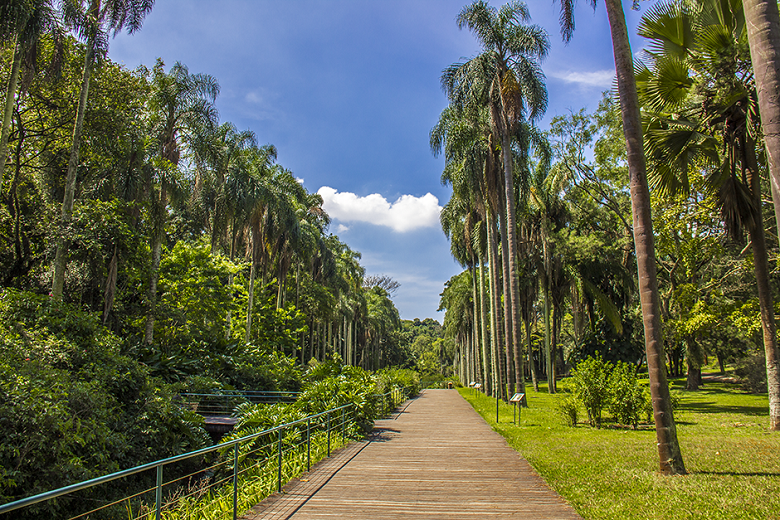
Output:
[[243, 389, 581, 519]]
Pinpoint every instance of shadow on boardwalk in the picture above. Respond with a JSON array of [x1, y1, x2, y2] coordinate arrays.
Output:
[[243, 389, 581, 519]]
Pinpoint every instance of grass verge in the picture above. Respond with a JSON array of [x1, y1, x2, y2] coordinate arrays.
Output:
[[459, 379, 780, 520]]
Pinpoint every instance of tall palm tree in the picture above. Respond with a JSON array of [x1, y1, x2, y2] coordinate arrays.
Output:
[[554, 0, 686, 474], [52, 0, 155, 298], [446, 0, 549, 398], [0, 0, 61, 193], [143, 59, 218, 345], [638, 0, 780, 430]]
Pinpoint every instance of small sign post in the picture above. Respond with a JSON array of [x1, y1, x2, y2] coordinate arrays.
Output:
[[473, 382, 481, 396], [510, 393, 525, 424]]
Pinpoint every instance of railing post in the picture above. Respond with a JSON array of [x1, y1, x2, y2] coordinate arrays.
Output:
[[341, 407, 345, 443], [327, 411, 331, 457], [278, 428, 283, 493], [307, 417, 311, 471], [233, 443, 239, 520], [155, 465, 163, 520]]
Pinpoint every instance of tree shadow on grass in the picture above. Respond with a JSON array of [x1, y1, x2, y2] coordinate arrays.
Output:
[[681, 400, 767, 417], [696, 470, 780, 477]]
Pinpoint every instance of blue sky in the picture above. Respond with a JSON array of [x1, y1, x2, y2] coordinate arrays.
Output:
[[108, 0, 648, 321]]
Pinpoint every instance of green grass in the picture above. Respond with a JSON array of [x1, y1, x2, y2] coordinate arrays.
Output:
[[459, 379, 780, 520]]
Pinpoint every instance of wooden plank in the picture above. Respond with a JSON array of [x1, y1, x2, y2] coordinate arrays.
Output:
[[243, 389, 581, 519]]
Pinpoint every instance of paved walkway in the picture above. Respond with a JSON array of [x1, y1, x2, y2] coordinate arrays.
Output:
[[243, 389, 581, 519]]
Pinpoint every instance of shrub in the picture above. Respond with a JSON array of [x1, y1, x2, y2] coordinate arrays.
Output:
[[556, 394, 580, 426], [571, 355, 612, 427], [607, 362, 645, 429]]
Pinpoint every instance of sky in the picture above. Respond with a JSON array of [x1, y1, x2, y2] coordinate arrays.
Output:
[[108, 0, 649, 321]]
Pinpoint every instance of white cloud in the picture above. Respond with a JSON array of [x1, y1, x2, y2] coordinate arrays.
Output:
[[336, 224, 350, 233], [317, 186, 441, 233], [549, 70, 614, 88], [295, 177, 304, 185]]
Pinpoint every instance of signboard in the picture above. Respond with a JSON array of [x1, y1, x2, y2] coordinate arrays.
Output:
[[509, 393, 525, 403], [474, 383, 482, 389], [469, 381, 476, 387]]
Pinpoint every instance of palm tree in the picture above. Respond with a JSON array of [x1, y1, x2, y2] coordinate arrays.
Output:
[[637, 0, 780, 430], [52, 0, 155, 299], [0, 0, 61, 193], [742, 0, 780, 249], [446, 0, 549, 398], [553, 0, 686, 474], [433, 102, 501, 395], [144, 59, 218, 345]]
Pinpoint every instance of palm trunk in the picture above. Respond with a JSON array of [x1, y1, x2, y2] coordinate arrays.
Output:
[[526, 308, 538, 392], [495, 105, 526, 398], [479, 261, 492, 395], [604, 0, 686, 474], [743, 0, 780, 431], [744, 0, 780, 251], [469, 265, 481, 385], [0, 38, 21, 193], [542, 236, 554, 393], [498, 204, 515, 396], [744, 137, 780, 430], [53, 42, 95, 299], [487, 212, 504, 398]]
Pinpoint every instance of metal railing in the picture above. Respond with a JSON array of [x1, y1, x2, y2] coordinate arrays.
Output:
[[0, 387, 413, 520], [180, 390, 300, 416]]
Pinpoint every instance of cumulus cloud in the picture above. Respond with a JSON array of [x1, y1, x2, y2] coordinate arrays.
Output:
[[317, 187, 441, 233], [549, 70, 614, 88], [336, 224, 350, 233]]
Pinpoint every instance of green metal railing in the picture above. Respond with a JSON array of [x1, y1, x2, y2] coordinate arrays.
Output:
[[0, 387, 413, 520], [180, 390, 300, 416]]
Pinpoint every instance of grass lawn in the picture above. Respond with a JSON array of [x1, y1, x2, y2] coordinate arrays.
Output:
[[458, 378, 780, 520]]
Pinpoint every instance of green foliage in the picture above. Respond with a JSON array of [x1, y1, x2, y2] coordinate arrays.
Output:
[[607, 362, 645, 429], [0, 289, 209, 512], [556, 394, 580, 427], [570, 355, 612, 427], [154, 239, 245, 349], [375, 367, 421, 395]]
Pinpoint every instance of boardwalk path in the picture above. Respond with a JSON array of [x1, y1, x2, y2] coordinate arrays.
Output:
[[243, 389, 581, 519]]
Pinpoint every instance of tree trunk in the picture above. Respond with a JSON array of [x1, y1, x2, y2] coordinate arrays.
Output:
[[102, 245, 118, 326], [469, 265, 480, 385], [52, 43, 95, 299], [744, 0, 780, 250], [498, 203, 515, 396], [246, 261, 256, 343], [745, 143, 780, 431], [542, 236, 555, 393], [498, 126, 525, 397], [526, 310, 538, 392], [686, 360, 701, 391], [0, 38, 21, 193], [604, 0, 686, 474], [487, 213, 504, 398], [479, 261, 492, 395]]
